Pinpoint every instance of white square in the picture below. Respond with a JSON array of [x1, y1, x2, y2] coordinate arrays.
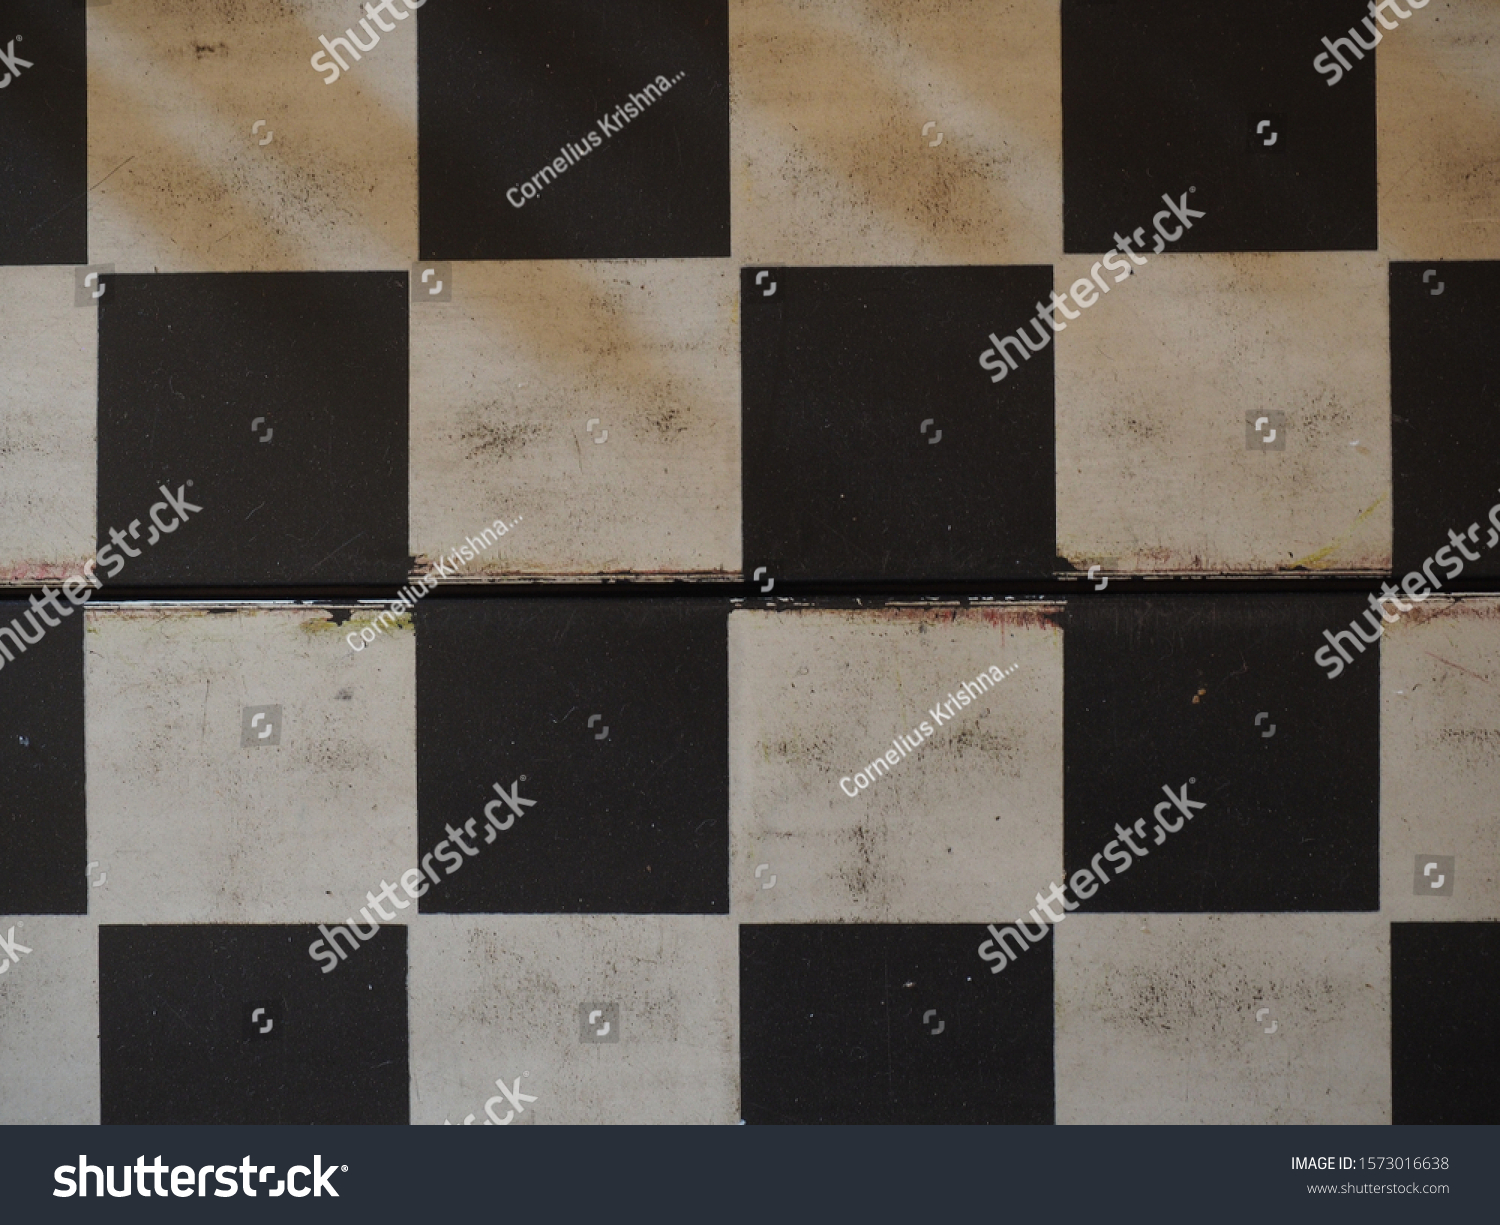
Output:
[[732, 0, 1061, 265], [729, 606, 1061, 922], [1056, 914, 1390, 1124], [86, 1, 417, 271], [1057, 253, 1390, 574], [410, 916, 737, 1124], [1382, 597, 1500, 920], [86, 606, 415, 923], [0, 918, 99, 1124], [409, 261, 739, 578], [0, 269, 96, 581]]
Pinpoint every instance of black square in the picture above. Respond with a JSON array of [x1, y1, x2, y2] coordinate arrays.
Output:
[[1062, 0, 1377, 252], [417, 1, 729, 260], [740, 924, 1054, 1124], [1392, 922, 1500, 1124], [1063, 595, 1380, 912], [416, 599, 728, 913], [96, 273, 410, 587], [1392, 262, 1500, 580], [100, 925, 408, 1124], [0, 601, 85, 915], [741, 267, 1056, 584], [0, 3, 87, 264]]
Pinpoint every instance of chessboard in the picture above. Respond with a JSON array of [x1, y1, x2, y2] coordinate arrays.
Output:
[[1, 0, 1497, 1126]]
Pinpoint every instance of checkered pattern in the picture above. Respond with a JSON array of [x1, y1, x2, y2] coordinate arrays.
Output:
[[1, 1, 1498, 1125]]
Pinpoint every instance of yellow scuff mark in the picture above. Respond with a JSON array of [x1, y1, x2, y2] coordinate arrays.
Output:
[[1288, 495, 1387, 571], [302, 611, 414, 636]]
